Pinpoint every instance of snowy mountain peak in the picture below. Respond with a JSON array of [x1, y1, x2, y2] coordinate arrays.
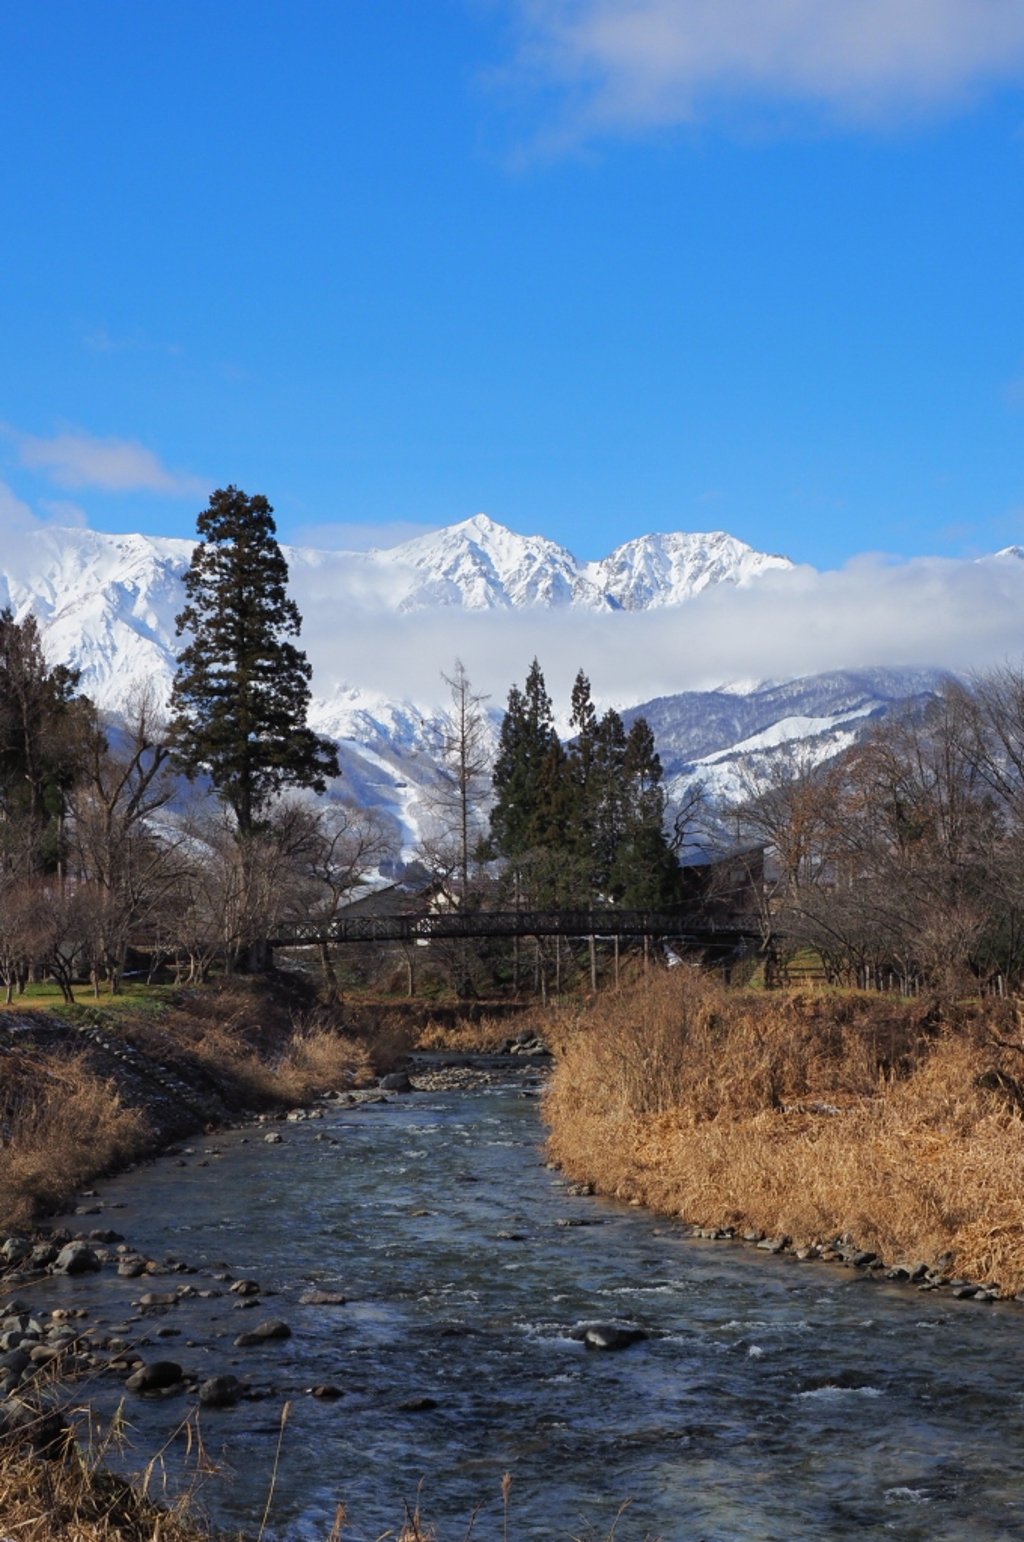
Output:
[[585, 530, 793, 610], [362, 515, 793, 614], [380, 513, 586, 610], [0, 513, 794, 707]]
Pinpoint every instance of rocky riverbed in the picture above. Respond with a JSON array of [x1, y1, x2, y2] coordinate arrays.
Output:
[[3, 1057, 1024, 1541]]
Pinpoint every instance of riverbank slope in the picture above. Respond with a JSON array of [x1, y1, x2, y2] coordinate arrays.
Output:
[[0, 979, 374, 1231], [544, 973, 1024, 1294]]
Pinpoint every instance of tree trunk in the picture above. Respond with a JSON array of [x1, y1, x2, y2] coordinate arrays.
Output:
[[319, 940, 339, 1002]]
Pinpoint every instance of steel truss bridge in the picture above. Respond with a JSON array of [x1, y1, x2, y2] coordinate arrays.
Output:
[[269, 909, 763, 954]]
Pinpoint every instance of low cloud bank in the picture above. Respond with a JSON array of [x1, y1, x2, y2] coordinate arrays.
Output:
[[299, 551, 1024, 713]]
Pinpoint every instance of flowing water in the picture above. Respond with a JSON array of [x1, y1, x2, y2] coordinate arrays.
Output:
[[25, 1062, 1024, 1541]]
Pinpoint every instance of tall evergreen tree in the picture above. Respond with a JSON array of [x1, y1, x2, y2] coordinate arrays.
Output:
[[490, 660, 567, 858], [0, 608, 91, 870], [611, 717, 679, 906], [171, 486, 339, 835]]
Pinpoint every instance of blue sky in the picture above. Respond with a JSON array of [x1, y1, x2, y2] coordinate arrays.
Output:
[[2, 0, 1024, 568]]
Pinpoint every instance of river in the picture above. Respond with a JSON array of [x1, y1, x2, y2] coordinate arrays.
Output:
[[22, 1060, 1024, 1541]]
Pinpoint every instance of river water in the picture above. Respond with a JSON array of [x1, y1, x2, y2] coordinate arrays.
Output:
[[25, 1063, 1024, 1542]]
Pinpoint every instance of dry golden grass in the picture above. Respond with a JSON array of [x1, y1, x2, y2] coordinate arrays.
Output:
[[0, 1052, 146, 1232], [0, 985, 374, 1231], [0, 1421, 222, 1542], [416, 1003, 583, 1054], [544, 973, 1024, 1293]]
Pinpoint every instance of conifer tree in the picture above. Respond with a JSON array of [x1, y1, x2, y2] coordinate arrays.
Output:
[[612, 717, 679, 906], [490, 660, 566, 858], [171, 486, 339, 835], [0, 608, 92, 869]]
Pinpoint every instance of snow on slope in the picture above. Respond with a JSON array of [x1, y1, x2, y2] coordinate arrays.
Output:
[[622, 668, 950, 807], [0, 520, 950, 852], [0, 513, 793, 708], [584, 530, 791, 610]]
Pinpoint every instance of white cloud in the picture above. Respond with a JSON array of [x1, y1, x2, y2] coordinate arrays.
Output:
[[38, 499, 89, 527], [14, 426, 206, 495], [288, 519, 443, 552], [297, 550, 1024, 715], [504, 0, 1024, 137], [0, 480, 39, 533]]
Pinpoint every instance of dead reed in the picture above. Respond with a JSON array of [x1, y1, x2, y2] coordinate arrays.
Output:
[[0, 985, 373, 1230], [0, 1408, 221, 1542], [544, 972, 1024, 1293], [0, 1052, 145, 1232]]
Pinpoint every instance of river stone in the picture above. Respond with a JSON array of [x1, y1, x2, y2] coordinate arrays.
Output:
[[264, 1132, 283, 1144], [0, 1396, 70, 1456], [125, 1361, 183, 1393], [29, 1243, 58, 1269], [233, 1319, 291, 1347], [379, 1071, 412, 1093], [138, 1291, 180, 1307], [1, 1238, 31, 1266], [299, 1290, 346, 1305], [198, 1374, 242, 1407], [311, 1384, 343, 1398], [0, 1349, 31, 1376], [118, 1257, 148, 1277], [582, 1323, 648, 1352], [397, 1395, 437, 1411], [53, 1242, 101, 1275], [89, 1229, 124, 1245], [229, 1279, 260, 1296]]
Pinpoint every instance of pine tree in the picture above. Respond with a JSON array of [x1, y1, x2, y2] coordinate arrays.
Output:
[[170, 486, 339, 835], [0, 608, 91, 870], [490, 660, 565, 859], [611, 717, 679, 906]]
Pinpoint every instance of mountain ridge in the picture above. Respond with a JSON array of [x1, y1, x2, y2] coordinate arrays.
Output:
[[0, 513, 794, 707]]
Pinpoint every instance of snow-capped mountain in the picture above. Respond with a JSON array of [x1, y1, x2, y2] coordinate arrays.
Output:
[[0, 516, 959, 855], [0, 513, 793, 707], [585, 530, 792, 610], [622, 668, 950, 804]]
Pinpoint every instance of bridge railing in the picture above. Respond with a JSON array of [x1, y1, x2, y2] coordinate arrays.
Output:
[[268, 909, 764, 948]]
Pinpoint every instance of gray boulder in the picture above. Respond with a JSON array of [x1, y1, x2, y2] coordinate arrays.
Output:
[[198, 1374, 241, 1407], [53, 1242, 101, 1275], [233, 1319, 291, 1347], [1, 1238, 31, 1266], [570, 1322, 648, 1352], [0, 1396, 70, 1456], [125, 1361, 183, 1393], [379, 1071, 412, 1092]]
